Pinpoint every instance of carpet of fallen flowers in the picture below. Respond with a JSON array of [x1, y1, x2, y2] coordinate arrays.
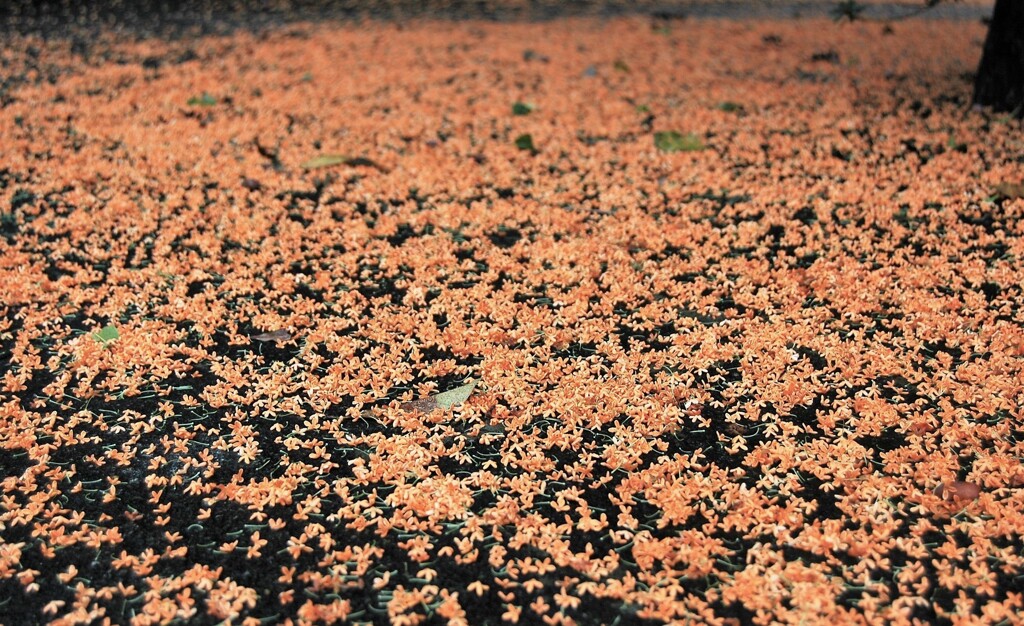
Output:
[[2, 8, 1024, 626]]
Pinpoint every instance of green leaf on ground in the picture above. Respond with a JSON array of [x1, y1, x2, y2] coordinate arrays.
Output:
[[512, 102, 535, 115], [92, 324, 119, 344], [614, 59, 630, 73], [654, 131, 704, 152], [301, 154, 351, 169], [400, 380, 477, 413], [187, 93, 217, 106], [716, 101, 743, 113], [515, 134, 537, 152], [434, 380, 477, 409], [301, 154, 386, 171], [946, 135, 967, 152]]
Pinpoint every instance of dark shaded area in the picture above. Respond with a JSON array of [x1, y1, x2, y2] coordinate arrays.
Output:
[[1, 0, 994, 38], [972, 0, 1024, 116]]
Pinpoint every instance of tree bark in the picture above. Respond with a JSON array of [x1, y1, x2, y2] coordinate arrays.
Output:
[[973, 0, 1024, 116]]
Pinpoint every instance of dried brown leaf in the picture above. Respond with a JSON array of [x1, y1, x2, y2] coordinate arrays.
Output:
[[934, 480, 981, 501], [400, 398, 439, 413], [344, 156, 388, 171], [994, 182, 1024, 199], [252, 329, 292, 342], [723, 423, 748, 436]]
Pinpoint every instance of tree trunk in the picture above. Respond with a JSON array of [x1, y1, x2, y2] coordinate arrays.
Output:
[[973, 0, 1024, 116]]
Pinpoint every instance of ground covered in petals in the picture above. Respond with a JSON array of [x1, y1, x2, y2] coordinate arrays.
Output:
[[2, 10, 1023, 626]]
